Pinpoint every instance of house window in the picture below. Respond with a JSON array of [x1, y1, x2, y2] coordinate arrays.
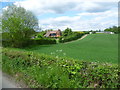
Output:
[[50, 33, 56, 36]]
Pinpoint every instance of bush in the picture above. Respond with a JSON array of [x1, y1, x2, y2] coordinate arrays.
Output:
[[59, 32, 85, 43], [33, 38, 56, 45], [2, 37, 56, 48], [36, 31, 47, 38], [2, 40, 11, 47], [83, 31, 89, 34], [2, 48, 119, 88], [2, 39, 33, 48]]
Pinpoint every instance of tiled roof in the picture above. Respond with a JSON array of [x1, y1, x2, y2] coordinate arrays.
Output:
[[44, 30, 61, 37]]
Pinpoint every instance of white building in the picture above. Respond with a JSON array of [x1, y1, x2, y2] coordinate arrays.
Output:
[[89, 32, 92, 34], [96, 31, 114, 34]]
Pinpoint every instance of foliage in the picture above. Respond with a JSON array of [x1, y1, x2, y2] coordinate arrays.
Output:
[[33, 38, 56, 45], [2, 34, 56, 47], [104, 26, 120, 34], [2, 5, 38, 48], [59, 32, 85, 43], [2, 48, 119, 88], [35, 31, 47, 38], [63, 28, 73, 37], [92, 31, 96, 34], [83, 31, 89, 34]]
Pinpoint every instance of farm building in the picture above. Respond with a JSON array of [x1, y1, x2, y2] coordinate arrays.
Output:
[[96, 31, 114, 34], [44, 29, 62, 37], [90, 31, 114, 34]]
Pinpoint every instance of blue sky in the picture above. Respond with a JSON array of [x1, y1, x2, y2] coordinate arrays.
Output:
[[1, 0, 119, 31], [1, 2, 13, 8]]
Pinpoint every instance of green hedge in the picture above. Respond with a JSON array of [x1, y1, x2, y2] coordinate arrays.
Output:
[[2, 38, 56, 48], [2, 40, 11, 47], [59, 32, 85, 43], [2, 39, 32, 48], [33, 38, 56, 45], [2, 48, 119, 88], [83, 31, 89, 34]]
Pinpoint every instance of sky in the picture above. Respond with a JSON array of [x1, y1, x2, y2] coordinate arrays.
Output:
[[1, 0, 119, 31]]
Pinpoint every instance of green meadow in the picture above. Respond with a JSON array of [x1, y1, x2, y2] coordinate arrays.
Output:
[[24, 34, 118, 64], [2, 33, 118, 88]]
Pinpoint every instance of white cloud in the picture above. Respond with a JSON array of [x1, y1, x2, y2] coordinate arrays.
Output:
[[14, 0, 119, 15], [39, 7, 118, 31], [2, 6, 8, 10], [2, 0, 118, 31]]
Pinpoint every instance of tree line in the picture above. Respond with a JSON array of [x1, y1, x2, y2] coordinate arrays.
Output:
[[104, 26, 120, 34]]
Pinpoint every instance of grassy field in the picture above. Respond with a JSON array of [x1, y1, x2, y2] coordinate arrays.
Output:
[[22, 34, 118, 64], [2, 34, 118, 88]]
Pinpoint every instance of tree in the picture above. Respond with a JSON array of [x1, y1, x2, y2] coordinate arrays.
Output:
[[63, 27, 73, 36], [112, 26, 118, 34], [104, 26, 119, 34], [2, 5, 38, 47], [98, 29, 101, 32]]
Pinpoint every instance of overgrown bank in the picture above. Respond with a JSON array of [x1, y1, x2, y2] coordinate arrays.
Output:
[[2, 48, 119, 88]]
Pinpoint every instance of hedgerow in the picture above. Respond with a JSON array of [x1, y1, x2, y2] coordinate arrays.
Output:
[[2, 48, 119, 88], [2, 38, 56, 48], [59, 32, 85, 43], [33, 38, 56, 45]]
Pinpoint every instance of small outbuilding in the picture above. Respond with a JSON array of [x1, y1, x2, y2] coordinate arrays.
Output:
[[89, 32, 92, 34]]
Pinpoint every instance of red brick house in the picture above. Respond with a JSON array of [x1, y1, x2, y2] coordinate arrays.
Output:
[[44, 29, 62, 37]]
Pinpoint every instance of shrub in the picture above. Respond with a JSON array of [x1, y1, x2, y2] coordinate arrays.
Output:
[[2, 40, 11, 47], [36, 31, 47, 38], [83, 31, 89, 34], [2, 37, 56, 48], [2, 39, 33, 48], [37, 34, 43, 38], [59, 32, 85, 43], [33, 38, 56, 45]]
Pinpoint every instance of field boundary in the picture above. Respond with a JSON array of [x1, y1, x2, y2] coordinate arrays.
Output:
[[64, 34, 88, 44]]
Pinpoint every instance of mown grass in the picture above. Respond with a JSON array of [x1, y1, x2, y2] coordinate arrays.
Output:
[[22, 34, 118, 64]]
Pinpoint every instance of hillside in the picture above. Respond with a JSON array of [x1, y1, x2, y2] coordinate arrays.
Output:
[[25, 34, 118, 64], [2, 34, 118, 88]]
